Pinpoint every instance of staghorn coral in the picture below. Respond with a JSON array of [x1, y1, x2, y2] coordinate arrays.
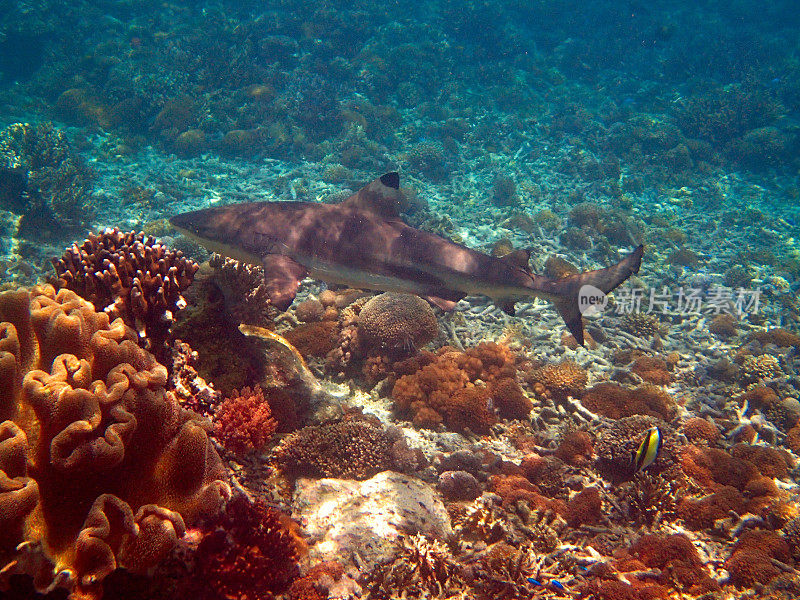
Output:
[[194, 494, 303, 599], [52, 228, 199, 364], [214, 385, 277, 457], [0, 284, 229, 598], [627, 471, 678, 528], [357, 292, 438, 358], [0, 121, 94, 234], [581, 382, 677, 421], [273, 414, 423, 480]]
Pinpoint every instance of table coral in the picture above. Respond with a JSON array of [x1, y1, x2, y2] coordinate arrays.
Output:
[[52, 228, 199, 364], [0, 285, 229, 598]]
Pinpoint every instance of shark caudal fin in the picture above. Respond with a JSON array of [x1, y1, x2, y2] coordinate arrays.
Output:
[[536, 245, 644, 346]]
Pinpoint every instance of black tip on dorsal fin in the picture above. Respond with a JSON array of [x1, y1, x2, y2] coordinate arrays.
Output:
[[342, 172, 403, 218], [500, 248, 532, 272], [380, 172, 400, 189]]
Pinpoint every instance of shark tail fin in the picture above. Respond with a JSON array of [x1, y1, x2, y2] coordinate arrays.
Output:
[[539, 245, 644, 346]]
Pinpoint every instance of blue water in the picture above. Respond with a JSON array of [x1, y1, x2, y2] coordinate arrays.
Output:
[[1, 1, 800, 598]]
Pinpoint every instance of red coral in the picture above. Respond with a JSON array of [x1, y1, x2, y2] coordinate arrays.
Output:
[[681, 417, 720, 445], [195, 495, 303, 599], [489, 377, 532, 420], [677, 485, 747, 530], [489, 474, 566, 514], [629, 534, 720, 595], [214, 385, 277, 456], [288, 561, 346, 600]]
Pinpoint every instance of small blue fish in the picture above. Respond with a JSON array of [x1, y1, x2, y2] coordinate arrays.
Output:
[[550, 580, 565, 591], [527, 577, 541, 586], [633, 426, 662, 473]]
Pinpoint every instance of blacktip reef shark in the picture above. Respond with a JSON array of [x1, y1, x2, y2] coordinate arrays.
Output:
[[170, 172, 643, 345]]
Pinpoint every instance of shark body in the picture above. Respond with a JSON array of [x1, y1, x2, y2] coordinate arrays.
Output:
[[170, 172, 643, 345]]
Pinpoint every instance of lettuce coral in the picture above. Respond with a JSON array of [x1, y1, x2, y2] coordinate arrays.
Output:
[[0, 285, 229, 598]]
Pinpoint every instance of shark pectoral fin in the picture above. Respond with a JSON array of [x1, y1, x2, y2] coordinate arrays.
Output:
[[554, 297, 585, 346], [262, 255, 308, 311], [426, 296, 460, 311]]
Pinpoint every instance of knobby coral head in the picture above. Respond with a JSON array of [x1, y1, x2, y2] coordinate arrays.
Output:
[[0, 284, 229, 599]]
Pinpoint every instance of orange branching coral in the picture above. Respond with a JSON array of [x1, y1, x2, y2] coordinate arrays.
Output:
[[581, 382, 677, 421], [392, 343, 520, 433], [283, 320, 340, 358], [747, 327, 800, 348], [565, 487, 602, 527], [0, 285, 229, 598], [523, 359, 587, 402], [555, 430, 594, 466], [214, 385, 278, 457], [681, 417, 720, 445], [630, 356, 672, 385], [628, 534, 720, 595], [52, 228, 198, 363], [725, 530, 791, 587]]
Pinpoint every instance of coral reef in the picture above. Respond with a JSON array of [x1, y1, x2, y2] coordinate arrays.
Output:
[[581, 382, 678, 420], [193, 495, 303, 599], [357, 293, 438, 358], [0, 284, 229, 598], [273, 413, 424, 480], [0, 122, 94, 235], [52, 228, 199, 364], [214, 385, 277, 457], [207, 254, 278, 328], [392, 343, 520, 433]]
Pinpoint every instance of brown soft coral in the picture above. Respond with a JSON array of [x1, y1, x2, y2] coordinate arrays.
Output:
[[51, 228, 198, 363], [630, 356, 672, 385], [214, 385, 277, 457], [627, 534, 720, 595], [0, 285, 229, 598], [581, 382, 677, 421], [392, 343, 520, 433]]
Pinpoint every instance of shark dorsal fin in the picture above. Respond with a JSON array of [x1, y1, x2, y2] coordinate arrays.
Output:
[[500, 248, 531, 272], [342, 172, 403, 218]]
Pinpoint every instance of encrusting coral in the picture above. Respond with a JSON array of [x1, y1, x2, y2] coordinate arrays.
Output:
[[273, 412, 424, 480], [0, 284, 229, 598], [52, 228, 199, 364]]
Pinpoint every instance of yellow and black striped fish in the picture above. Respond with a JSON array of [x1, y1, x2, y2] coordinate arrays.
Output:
[[633, 427, 662, 473]]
